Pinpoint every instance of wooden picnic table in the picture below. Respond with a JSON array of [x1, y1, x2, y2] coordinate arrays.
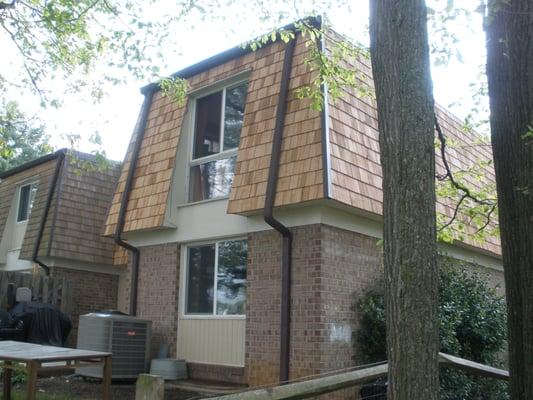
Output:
[[0, 340, 112, 400]]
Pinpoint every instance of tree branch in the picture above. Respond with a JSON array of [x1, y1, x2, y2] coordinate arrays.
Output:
[[0, 1, 17, 11], [435, 115, 497, 233]]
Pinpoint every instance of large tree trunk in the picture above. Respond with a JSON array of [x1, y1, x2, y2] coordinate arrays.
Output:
[[485, 1, 533, 398], [369, 1, 439, 399]]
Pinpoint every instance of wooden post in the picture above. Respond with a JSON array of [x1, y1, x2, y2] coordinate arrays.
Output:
[[102, 355, 113, 400], [135, 374, 165, 400], [26, 361, 40, 400], [3, 361, 12, 400]]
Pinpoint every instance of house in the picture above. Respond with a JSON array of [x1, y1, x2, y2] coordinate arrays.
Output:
[[0, 149, 123, 340], [103, 21, 503, 388]]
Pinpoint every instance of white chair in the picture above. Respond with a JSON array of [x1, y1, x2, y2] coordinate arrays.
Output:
[[15, 287, 32, 303]]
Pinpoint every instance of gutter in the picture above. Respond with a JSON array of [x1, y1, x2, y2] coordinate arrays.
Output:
[[263, 37, 297, 384], [0, 151, 64, 180], [113, 90, 154, 316], [319, 33, 332, 198], [32, 149, 67, 275], [140, 17, 321, 95]]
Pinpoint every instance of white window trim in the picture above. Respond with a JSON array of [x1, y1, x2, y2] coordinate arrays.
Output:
[[16, 182, 36, 223], [180, 238, 247, 320], [186, 79, 248, 203]]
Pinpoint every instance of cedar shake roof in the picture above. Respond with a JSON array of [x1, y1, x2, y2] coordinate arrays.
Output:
[[0, 151, 122, 266], [103, 27, 500, 257]]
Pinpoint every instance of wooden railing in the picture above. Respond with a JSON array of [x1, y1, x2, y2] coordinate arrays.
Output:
[[205, 353, 508, 400]]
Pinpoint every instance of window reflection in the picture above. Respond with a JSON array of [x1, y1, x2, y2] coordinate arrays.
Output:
[[189, 156, 236, 202], [193, 91, 222, 159], [186, 245, 215, 314], [185, 240, 247, 317], [223, 83, 247, 151], [217, 240, 247, 315]]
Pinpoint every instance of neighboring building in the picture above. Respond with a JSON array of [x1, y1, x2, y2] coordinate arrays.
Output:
[[0, 149, 123, 340], [103, 23, 503, 388]]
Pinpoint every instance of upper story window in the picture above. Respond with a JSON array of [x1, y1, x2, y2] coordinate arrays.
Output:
[[17, 183, 37, 222], [185, 239, 247, 316], [189, 81, 248, 202]]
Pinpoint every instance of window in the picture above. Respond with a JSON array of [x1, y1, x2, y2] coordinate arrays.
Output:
[[185, 239, 247, 316], [17, 183, 37, 222], [189, 81, 248, 202]]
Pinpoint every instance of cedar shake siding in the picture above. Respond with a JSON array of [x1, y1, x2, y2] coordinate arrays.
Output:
[[0, 159, 58, 264], [104, 32, 324, 236], [15, 152, 121, 265], [104, 27, 500, 258], [324, 30, 500, 255], [45, 154, 120, 264], [0, 151, 122, 268]]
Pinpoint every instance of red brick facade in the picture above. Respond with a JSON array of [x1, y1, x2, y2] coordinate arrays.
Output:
[[246, 224, 382, 387], [50, 266, 119, 346], [187, 362, 246, 385], [136, 243, 180, 359], [122, 223, 502, 395]]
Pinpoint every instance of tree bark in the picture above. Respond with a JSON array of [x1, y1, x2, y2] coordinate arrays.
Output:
[[485, 1, 533, 399], [369, 1, 439, 399]]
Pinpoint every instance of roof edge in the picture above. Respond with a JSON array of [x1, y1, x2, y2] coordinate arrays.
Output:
[[140, 16, 322, 95], [0, 148, 67, 180]]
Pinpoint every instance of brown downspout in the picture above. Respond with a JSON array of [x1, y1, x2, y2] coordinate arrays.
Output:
[[114, 90, 154, 316], [263, 37, 297, 384], [32, 149, 66, 276]]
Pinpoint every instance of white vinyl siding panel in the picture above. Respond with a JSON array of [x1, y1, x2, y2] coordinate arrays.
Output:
[[176, 318, 245, 366]]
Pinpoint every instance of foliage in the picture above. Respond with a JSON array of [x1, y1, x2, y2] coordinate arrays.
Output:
[[159, 77, 189, 107], [0, 362, 27, 385], [434, 133, 499, 245], [0, 0, 182, 106], [0, 101, 53, 173], [357, 259, 508, 399]]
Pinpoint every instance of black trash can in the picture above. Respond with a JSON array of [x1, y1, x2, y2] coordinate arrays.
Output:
[[360, 378, 387, 399]]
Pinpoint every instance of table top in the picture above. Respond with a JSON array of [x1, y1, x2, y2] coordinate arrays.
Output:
[[0, 341, 110, 363]]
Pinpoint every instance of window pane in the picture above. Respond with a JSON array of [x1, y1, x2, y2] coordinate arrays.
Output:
[[186, 245, 215, 314], [217, 240, 247, 315], [223, 83, 248, 150], [194, 91, 222, 159], [17, 185, 31, 222], [28, 185, 37, 214], [189, 156, 236, 202]]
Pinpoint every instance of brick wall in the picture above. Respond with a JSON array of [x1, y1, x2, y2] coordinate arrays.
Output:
[[246, 224, 382, 388], [246, 223, 504, 398], [136, 243, 180, 359], [187, 363, 246, 385], [50, 266, 119, 347]]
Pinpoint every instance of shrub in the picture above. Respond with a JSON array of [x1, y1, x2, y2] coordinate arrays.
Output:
[[356, 259, 508, 399]]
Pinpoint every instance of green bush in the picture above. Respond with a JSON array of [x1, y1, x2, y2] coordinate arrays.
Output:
[[356, 259, 508, 399], [0, 363, 27, 385]]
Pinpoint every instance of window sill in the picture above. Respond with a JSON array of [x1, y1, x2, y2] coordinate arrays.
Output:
[[177, 197, 229, 208]]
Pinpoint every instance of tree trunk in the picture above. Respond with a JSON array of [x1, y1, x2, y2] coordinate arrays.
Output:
[[369, 1, 439, 399], [485, 1, 533, 398]]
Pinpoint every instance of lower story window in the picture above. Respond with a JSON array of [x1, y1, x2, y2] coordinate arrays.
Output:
[[186, 239, 247, 316]]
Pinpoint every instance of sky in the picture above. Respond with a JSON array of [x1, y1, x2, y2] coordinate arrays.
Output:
[[2, 1, 487, 162]]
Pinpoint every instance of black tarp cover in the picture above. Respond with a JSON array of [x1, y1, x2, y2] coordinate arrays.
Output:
[[9, 302, 71, 346]]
